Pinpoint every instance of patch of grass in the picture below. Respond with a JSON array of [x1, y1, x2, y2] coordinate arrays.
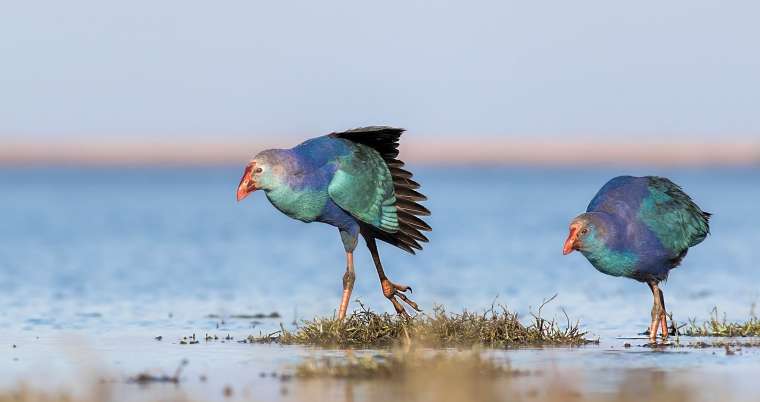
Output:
[[683, 307, 760, 337], [249, 297, 595, 348]]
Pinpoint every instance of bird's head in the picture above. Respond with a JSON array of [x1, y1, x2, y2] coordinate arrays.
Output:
[[236, 150, 288, 201], [563, 213, 607, 255]]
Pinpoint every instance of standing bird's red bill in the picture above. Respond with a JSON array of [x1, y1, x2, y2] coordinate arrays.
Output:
[[563, 225, 579, 255], [236, 164, 257, 202]]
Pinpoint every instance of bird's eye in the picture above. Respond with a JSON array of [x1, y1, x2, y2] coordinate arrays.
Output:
[[254, 167, 263, 174], [580, 228, 589, 235]]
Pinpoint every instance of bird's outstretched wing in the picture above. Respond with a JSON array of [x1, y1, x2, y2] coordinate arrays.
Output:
[[638, 176, 711, 252], [327, 138, 399, 233], [328, 127, 431, 254]]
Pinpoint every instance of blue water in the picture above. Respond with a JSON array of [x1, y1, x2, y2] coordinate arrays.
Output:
[[1, 166, 758, 331], [2, 166, 760, 400]]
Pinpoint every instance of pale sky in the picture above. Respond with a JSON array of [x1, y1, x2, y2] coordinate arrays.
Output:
[[1, 0, 759, 140]]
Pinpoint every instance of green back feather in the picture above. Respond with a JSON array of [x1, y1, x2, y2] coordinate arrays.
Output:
[[638, 177, 711, 253], [328, 143, 398, 233]]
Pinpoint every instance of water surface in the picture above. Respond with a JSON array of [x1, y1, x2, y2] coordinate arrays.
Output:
[[1, 166, 759, 400]]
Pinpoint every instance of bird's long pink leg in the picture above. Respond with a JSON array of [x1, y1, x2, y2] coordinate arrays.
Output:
[[648, 282, 662, 342], [338, 252, 355, 320], [649, 318, 660, 342], [658, 287, 669, 340]]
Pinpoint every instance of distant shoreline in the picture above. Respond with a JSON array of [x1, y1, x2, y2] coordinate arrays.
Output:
[[1, 136, 758, 167]]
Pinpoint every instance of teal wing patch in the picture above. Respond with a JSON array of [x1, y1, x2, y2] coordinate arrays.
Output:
[[638, 177, 711, 252], [327, 143, 398, 233]]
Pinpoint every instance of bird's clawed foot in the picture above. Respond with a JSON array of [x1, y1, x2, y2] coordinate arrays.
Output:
[[647, 317, 664, 343], [648, 318, 668, 343], [659, 314, 669, 340], [381, 279, 421, 318], [648, 312, 669, 343], [642, 313, 675, 343]]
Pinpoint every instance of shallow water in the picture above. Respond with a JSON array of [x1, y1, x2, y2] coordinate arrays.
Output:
[[1, 166, 759, 400]]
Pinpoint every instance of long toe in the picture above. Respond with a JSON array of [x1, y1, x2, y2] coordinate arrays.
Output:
[[393, 283, 412, 293], [395, 291, 421, 312], [387, 296, 410, 317]]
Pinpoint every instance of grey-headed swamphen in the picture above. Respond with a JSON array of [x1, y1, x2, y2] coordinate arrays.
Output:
[[563, 176, 710, 341], [236, 127, 431, 319]]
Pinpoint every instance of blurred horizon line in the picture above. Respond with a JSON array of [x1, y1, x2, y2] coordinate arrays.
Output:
[[1, 135, 759, 167]]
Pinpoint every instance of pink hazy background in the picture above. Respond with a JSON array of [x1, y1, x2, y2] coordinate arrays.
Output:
[[1, 134, 758, 166]]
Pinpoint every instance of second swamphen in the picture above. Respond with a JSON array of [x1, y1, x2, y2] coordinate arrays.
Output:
[[563, 176, 711, 341], [236, 127, 431, 319]]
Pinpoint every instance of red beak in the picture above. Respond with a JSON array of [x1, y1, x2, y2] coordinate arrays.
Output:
[[236, 164, 257, 202], [563, 225, 580, 255]]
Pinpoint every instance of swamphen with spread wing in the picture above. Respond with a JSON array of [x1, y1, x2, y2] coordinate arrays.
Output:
[[237, 127, 431, 319], [563, 176, 710, 341]]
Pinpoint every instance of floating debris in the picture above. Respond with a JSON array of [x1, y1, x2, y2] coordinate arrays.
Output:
[[206, 312, 281, 319], [671, 340, 760, 349], [222, 385, 233, 397], [128, 359, 188, 385], [75, 312, 102, 319], [179, 334, 200, 345], [247, 330, 281, 344]]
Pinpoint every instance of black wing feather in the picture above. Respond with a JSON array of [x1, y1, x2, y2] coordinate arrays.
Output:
[[330, 126, 431, 254]]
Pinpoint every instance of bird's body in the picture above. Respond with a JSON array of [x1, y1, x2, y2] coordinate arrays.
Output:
[[563, 175, 710, 341], [579, 176, 710, 281], [237, 127, 430, 318]]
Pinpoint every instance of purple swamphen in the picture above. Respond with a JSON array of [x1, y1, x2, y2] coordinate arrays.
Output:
[[236, 127, 431, 319], [563, 176, 710, 341]]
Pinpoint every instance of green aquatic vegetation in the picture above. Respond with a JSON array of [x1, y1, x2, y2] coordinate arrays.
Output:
[[683, 307, 760, 337], [249, 298, 595, 347]]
